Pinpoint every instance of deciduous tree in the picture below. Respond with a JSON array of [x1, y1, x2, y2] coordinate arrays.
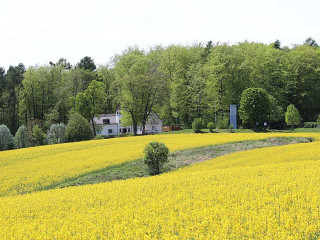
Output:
[[0, 125, 13, 151], [285, 104, 301, 129], [72, 80, 106, 136], [115, 48, 168, 135], [144, 142, 169, 175], [239, 88, 270, 128]]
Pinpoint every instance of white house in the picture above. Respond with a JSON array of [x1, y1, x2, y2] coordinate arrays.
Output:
[[136, 112, 163, 135], [94, 110, 163, 136]]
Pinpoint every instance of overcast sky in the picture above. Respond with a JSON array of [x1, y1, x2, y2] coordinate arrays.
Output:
[[1, 0, 319, 69]]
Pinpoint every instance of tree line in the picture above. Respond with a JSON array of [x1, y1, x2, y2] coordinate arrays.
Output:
[[1, 38, 320, 137]]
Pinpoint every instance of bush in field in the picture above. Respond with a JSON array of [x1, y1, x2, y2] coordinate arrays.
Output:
[[0, 125, 14, 151], [144, 142, 169, 175], [207, 122, 215, 132], [32, 126, 46, 146], [192, 118, 205, 133], [14, 125, 29, 149], [285, 104, 301, 129], [47, 123, 66, 144], [66, 113, 93, 142]]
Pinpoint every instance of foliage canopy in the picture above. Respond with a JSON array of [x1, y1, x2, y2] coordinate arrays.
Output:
[[192, 118, 205, 133], [0, 125, 14, 151], [144, 142, 169, 175], [14, 125, 29, 149], [66, 113, 93, 142], [239, 88, 270, 127], [285, 104, 301, 128]]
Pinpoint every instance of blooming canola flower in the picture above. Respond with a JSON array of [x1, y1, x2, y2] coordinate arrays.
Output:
[[0, 132, 320, 238]]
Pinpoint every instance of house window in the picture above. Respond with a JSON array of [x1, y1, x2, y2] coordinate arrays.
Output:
[[103, 119, 110, 124], [128, 128, 130, 132], [152, 126, 156, 131], [108, 129, 113, 134]]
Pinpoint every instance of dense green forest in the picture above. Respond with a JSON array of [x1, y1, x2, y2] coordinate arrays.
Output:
[[1, 38, 320, 135]]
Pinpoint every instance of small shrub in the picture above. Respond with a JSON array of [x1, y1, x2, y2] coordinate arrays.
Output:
[[32, 126, 46, 146], [118, 133, 134, 138], [217, 115, 229, 129], [228, 124, 235, 133], [0, 125, 14, 151], [207, 122, 215, 132], [66, 113, 93, 142], [144, 142, 169, 175], [192, 118, 205, 133], [14, 125, 30, 149], [95, 135, 104, 140], [47, 123, 66, 144]]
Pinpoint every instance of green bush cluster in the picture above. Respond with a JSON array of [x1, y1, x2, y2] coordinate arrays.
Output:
[[32, 126, 46, 146], [14, 125, 30, 149], [0, 125, 14, 151], [0, 112, 97, 151], [47, 123, 66, 144], [192, 118, 205, 133], [144, 142, 169, 175], [66, 113, 93, 142]]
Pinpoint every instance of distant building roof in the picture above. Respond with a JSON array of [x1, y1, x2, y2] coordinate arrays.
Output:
[[93, 114, 117, 125], [99, 114, 116, 117]]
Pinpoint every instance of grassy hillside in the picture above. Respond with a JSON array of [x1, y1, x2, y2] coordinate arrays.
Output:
[[0, 132, 319, 196], [57, 137, 310, 188], [1, 134, 320, 238]]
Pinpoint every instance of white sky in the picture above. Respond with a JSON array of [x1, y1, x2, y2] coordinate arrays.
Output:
[[0, 0, 319, 69]]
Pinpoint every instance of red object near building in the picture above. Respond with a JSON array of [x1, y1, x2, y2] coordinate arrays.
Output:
[[162, 126, 181, 132]]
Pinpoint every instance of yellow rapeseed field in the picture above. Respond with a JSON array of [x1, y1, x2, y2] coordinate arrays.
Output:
[[0, 133, 320, 196], [0, 132, 319, 196], [0, 134, 320, 238]]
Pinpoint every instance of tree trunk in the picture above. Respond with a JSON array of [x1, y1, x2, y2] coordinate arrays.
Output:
[[142, 120, 146, 135], [91, 117, 96, 136], [133, 122, 138, 136], [130, 111, 138, 136]]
